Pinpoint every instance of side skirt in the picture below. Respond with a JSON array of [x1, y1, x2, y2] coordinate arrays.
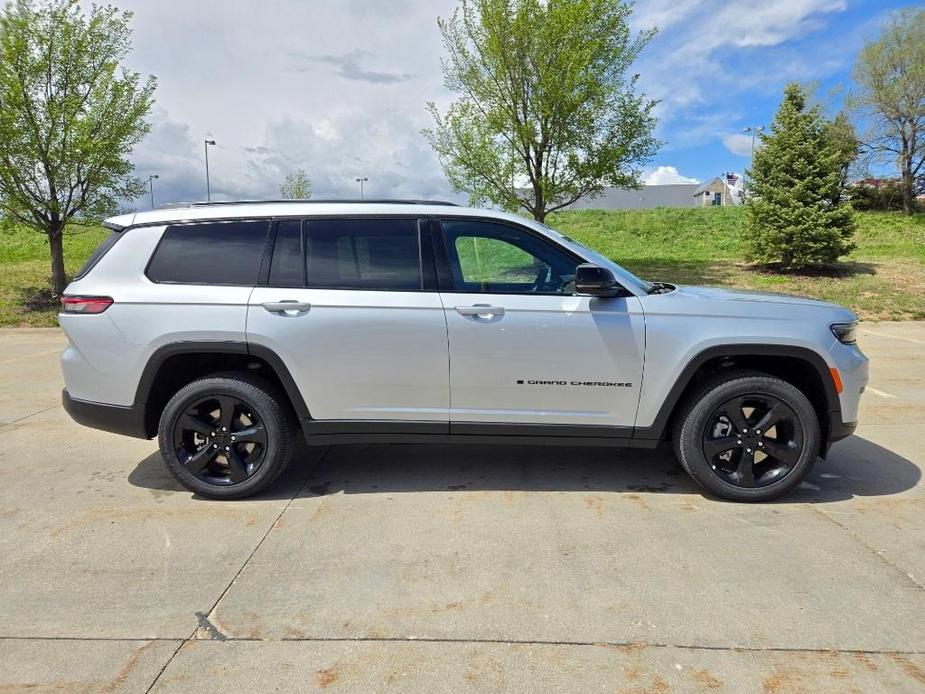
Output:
[[300, 420, 655, 448]]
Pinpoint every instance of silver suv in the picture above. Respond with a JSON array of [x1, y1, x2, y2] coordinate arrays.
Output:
[[60, 200, 868, 501]]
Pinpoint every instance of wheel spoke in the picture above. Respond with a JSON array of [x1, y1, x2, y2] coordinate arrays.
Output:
[[704, 435, 740, 459], [762, 439, 801, 465], [183, 444, 216, 475], [216, 395, 237, 432], [226, 447, 249, 483], [179, 413, 214, 437], [755, 401, 787, 433], [234, 424, 267, 446], [735, 449, 756, 487], [723, 398, 748, 432]]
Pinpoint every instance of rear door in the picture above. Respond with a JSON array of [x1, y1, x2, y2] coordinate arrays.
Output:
[[247, 217, 449, 424], [435, 218, 645, 431]]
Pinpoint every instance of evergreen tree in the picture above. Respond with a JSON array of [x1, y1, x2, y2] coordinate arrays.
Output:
[[745, 84, 856, 269]]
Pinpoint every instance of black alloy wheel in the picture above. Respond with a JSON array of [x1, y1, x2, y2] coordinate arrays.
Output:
[[158, 374, 294, 499], [173, 394, 268, 485], [674, 371, 821, 502], [702, 394, 804, 488]]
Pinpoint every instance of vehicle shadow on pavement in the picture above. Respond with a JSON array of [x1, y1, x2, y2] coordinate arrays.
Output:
[[127, 440, 322, 502], [128, 435, 920, 504]]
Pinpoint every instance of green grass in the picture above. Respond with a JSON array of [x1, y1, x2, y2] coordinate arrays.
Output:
[[547, 208, 925, 320], [1, 209, 923, 326], [0, 221, 108, 327]]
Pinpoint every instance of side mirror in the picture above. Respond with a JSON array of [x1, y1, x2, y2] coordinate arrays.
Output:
[[575, 264, 625, 298]]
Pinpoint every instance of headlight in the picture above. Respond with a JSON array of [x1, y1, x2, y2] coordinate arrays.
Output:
[[830, 322, 858, 344]]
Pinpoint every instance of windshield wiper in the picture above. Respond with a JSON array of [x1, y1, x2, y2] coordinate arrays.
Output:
[[647, 282, 675, 295]]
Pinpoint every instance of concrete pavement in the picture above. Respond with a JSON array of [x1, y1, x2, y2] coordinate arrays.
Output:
[[0, 324, 923, 692]]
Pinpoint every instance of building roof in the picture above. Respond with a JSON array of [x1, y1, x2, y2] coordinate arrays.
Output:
[[564, 184, 700, 210], [692, 175, 745, 204]]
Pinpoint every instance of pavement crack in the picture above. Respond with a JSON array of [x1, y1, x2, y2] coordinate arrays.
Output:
[[0, 634, 921, 657], [143, 450, 326, 692], [0, 404, 60, 434], [193, 612, 228, 641], [808, 504, 925, 592]]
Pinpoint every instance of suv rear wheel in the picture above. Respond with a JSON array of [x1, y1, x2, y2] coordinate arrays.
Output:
[[158, 374, 294, 499], [674, 371, 821, 502]]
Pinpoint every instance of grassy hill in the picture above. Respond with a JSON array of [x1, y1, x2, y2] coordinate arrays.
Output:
[[0, 221, 109, 327], [549, 208, 925, 320], [0, 208, 923, 326]]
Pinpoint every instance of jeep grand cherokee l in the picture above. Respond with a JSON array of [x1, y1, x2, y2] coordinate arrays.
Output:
[[60, 200, 868, 501]]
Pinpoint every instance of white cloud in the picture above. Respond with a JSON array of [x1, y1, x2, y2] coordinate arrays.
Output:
[[633, 0, 850, 112], [99, 0, 460, 209], [722, 133, 762, 158], [643, 166, 699, 185], [630, 0, 703, 34], [80, 0, 856, 208]]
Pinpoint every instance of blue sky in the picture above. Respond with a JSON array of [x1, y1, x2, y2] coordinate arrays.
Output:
[[630, 0, 914, 185], [104, 0, 917, 207]]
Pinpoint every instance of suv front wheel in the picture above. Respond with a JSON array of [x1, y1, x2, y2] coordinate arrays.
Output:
[[158, 374, 295, 499], [674, 371, 821, 502]]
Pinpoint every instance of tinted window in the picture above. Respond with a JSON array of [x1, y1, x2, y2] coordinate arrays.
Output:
[[441, 220, 579, 294], [268, 220, 304, 287], [74, 230, 122, 280], [305, 219, 421, 290], [147, 221, 269, 285]]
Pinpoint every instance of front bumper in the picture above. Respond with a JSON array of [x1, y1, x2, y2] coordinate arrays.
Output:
[[62, 390, 149, 439], [828, 412, 857, 444]]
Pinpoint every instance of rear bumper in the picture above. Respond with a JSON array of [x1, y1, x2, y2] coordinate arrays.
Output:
[[62, 390, 149, 439]]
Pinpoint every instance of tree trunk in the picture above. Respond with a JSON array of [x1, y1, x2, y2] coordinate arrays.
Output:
[[901, 144, 915, 215], [532, 149, 546, 223], [48, 225, 67, 297], [532, 181, 545, 223], [901, 168, 915, 215]]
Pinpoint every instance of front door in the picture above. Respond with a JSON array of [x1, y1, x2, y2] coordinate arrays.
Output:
[[247, 217, 449, 423], [436, 219, 645, 431]]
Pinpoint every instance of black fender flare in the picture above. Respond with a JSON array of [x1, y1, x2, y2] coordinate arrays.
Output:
[[632, 343, 841, 442], [134, 341, 311, 422]]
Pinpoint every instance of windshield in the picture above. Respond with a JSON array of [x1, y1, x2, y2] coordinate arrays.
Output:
[[538, 224, 654, 295]]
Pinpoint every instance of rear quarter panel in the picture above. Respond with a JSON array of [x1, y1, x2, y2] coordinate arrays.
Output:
[[60, 225, 252, 406]]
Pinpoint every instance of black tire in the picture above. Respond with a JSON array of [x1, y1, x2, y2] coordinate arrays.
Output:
[[158, 373, 295, 499], [673, 370, 820, 502]]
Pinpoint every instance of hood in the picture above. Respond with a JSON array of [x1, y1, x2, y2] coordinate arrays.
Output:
[[671, 284, 838, 308]]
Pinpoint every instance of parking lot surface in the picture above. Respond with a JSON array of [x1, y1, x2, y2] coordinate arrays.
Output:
[[0, 324, 923, 692]]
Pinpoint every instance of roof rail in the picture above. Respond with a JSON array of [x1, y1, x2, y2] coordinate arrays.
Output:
[[185, 199, 459, 207]]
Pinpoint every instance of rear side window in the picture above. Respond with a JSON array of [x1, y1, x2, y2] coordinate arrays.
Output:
[[147, 221, 270, 285], [74, 230, 122, 280], [304, 219, 421, 291]]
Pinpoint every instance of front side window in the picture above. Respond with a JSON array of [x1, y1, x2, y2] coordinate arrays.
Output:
[[441, 220, 579, 294], [304, 219, 421, 291], [147, 221, 270, 285]]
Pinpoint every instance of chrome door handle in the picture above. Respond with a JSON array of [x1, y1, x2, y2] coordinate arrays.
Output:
[[261, 300, 311, 315], [455, 304, 504, 317]]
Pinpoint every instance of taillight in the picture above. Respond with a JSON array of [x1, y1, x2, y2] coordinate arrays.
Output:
[[60, 296, 113, 314]]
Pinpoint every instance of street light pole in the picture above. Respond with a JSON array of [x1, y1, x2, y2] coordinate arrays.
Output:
[[204, 139, 216, 201], [147, 174, 159, 209], [741, 125, 764, 195], [355, 177, 368, 199]]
